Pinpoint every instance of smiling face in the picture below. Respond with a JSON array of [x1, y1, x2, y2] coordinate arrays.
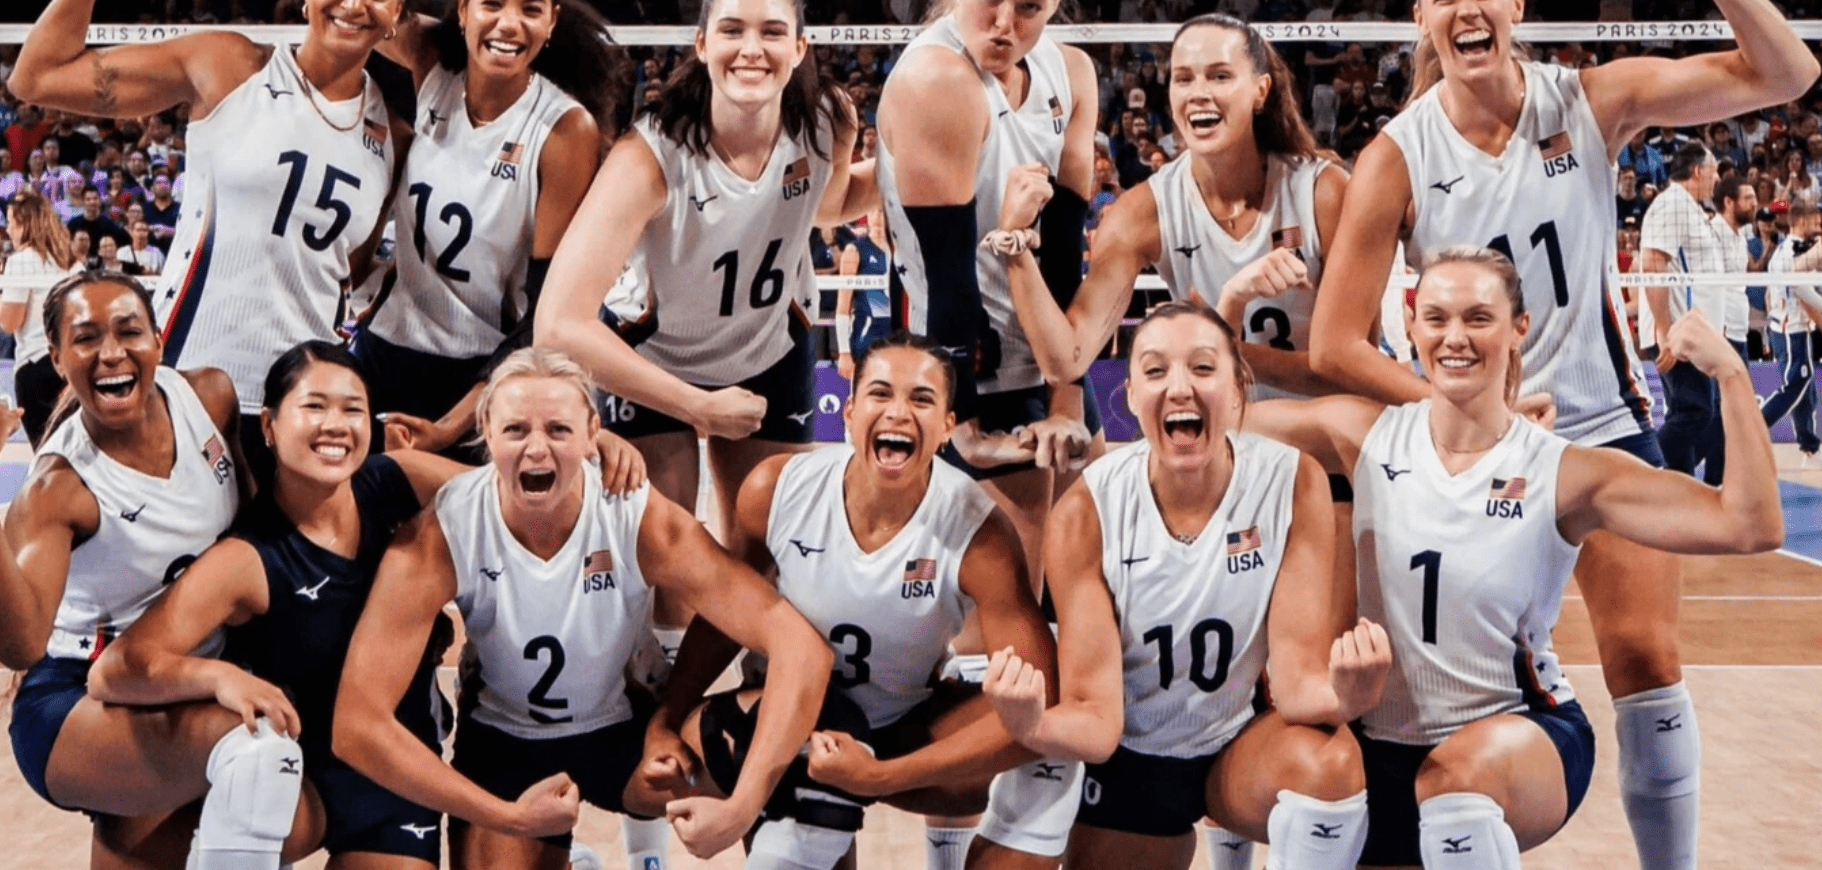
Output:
[[48, 279, 164, 432], [1407, 259, 1528, 406], [1415, 0, 1525, 86], [951, 0, 1056, 76], [460, 0, 556, 80], [696, 0, 807, 110], [843, 344, 956, 487], [483, 375, 599, 508], [1169, 23, 1270, 159], [1126, 310, 1248, 472], [262, 360, 370, 489], [303, 0, 404, 58]]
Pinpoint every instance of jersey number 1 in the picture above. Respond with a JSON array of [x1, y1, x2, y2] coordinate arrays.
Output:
[[1409, 550, 1441, 644]]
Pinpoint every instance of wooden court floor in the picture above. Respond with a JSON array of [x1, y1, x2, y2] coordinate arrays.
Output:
[[1, 453, 1818, 868]]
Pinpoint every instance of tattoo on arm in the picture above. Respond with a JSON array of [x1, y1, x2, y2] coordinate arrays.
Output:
[[92, 53, 119, 117]]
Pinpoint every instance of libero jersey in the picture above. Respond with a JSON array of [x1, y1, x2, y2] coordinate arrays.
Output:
[[1353, 402, 1579, 746], [40, 366, 239, 661], [368, 66, 581, 360], [1385, 61, 1651, 446], [1152, 153, 1328, 400], [158, 46, 395, 413], [599, 115, 832, 385], [438, 467, 653, 739], [765, 445, 992, 728], [1086, 435, 1294, 759], [876, 14, 1072, 395]]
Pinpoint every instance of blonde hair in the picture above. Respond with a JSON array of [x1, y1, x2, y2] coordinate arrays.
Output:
[[1406, 1, 1528, 107], [475, 347, 600, 434], [1415, 245, 1527, 403], [6, 190, 77, 271]]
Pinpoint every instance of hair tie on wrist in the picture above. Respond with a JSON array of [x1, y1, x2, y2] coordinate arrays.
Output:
[[980, 228, 1040, 257]]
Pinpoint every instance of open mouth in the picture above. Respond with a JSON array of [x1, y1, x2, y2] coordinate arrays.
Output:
[[1186, 110, 1221, 131], [1436, 356, 1479, 372], [313, 443, 351, 461], [1453, 29, 1495, 58], [326, 15, 372, 34], [1162, 411, 1204, 446], [482, 39, 526, 58], [872, 432, 915, 469], [94, 373, 135, 400], [520, 468, 557, 493]]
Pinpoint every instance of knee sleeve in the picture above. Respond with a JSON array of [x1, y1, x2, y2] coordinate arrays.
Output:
[[621, 814, 670, 870], [1200, 824, 1254, 870], [1416, 792, 1521, 870], [195, 718, 303, 865], [1614, 681, 1701, 797], [745, 817, 856, 870], [1264, 789, 1368, 870]]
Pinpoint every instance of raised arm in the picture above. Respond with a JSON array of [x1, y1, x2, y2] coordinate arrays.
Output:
[[638, 487, 832, 858], [88, 539, 299, 733], [1242, 395, 1382, 478], [1585, 0, 1819, 151], [370, 11, 442, 90], [815, 95, 870, 226], [537, 130, 763, 440], [1263, 453, 1388, 726], [0, 459, 92, 671], [334, 510, 576, 838], [1558, 311, 1782, 554], [984, 481, 1124, 764], [1308, 134, 1429, 405], [8, 0, 265, 119]]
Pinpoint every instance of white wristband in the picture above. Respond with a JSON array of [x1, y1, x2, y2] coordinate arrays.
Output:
[[834, 314, 854, 349]]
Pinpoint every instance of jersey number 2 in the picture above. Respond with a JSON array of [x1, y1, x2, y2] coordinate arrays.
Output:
[[522, 635, 572, 724]]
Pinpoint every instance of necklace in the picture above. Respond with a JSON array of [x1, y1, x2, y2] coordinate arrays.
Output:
[[291, 52, 365, 133], [1172, 531, 1198, 545], [1430, 415, 1513, 456]]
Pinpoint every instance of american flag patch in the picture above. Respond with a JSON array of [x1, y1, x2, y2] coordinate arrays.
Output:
[[904, 558, 936, 582], [1272, 226, 1303, 249], [363, 116, 388, 144], [497, 141, 525, 166], [202, 434, 226, 465], [1489, 477, 1528, 499], [1225, 526, 1261, 555], [1049, 95, 1065, 118], [782, 157, 811, 185], [1538, 131, 1572, 160], [584, 549, 613, 574]]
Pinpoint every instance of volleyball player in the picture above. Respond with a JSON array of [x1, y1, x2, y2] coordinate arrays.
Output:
[[1255, 247, 1782, 869], [333, 347, 833, 869], [356, 0, 625, 461], [10, 0, 406, 485], [874, 0, 1103, 578], [644, 332, 1078, 870], [0, 272, 313, 869], [1306, 3, 1815, 866]]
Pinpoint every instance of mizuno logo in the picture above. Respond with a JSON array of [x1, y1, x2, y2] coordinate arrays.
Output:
[[1431, 175, 1465, 194], [1219, 841, 1247, 851], [1311, 823, 1342, 839], [787, 409, 814, 425], [295, 576, 332, 601], [279, 757, 300, 775], [400, 823, 436, 839], [1381, 464, 1411, 481], [1441, 836, 1472, 854], [1175, 244, 1201, 259], [1121, 555, 1150, 567], [426, 109, 447, 126], [928, 836, 953, 849], [1656, 715, 1682, 732], [480, 567, 503, 582], [689, 194, 718, 212], [1032, 762, 1065, 781], [263, 84, 292, 99], [120, 504, 146, 522], [788, 539, 825, 557]]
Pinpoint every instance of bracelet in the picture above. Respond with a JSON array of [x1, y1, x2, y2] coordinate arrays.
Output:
[[980, 228, 1041, 257]]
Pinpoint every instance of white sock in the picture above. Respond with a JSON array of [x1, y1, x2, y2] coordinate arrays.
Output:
[[570, 841, 606, 870], [193, 719, 303, 870], [1264, 790, 1368, 870], [1417, 793, 1520, 870], [1615, 682, 1701, 870], [924, 824, 973, 870], [622, 815, 670, 870], [1201, 824, 1254, 870]]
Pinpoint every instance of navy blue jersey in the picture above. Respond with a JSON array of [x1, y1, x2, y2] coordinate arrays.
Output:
[[226, 455, 439, 757], [852, 234, 890, 276]]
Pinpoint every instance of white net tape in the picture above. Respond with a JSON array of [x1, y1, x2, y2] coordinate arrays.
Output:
[[2, 19, 1819, 47]]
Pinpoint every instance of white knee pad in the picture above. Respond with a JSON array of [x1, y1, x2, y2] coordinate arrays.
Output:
[[621, 814, 670, 870], [1200, 824, 1254, 870], [975, 758, 1081, 858], [1264, 789, 1368, 870], [1416, 793, 1521, 870], [1614, 682, 1700, 869], [744, 817, 856, 870], [193, 718, 303, 869]]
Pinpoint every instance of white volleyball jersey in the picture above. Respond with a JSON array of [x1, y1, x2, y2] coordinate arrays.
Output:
[[1086, 435, 1294, 759], [368, 66, 580, 360], [40, 366, 239, 661], [764, 445, 991, 728], [876, 15, 1072, 394], [1385, 62, 1651, 446], [1767, 239, 1822, 334], [439, 467, 653, 739], [598, 115, 831, 385], [158, 46, 395, 413], [1151, 154, 1328, 400], [1353, 402, 1580, 746]]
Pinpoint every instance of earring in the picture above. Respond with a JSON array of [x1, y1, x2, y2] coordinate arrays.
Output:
[[384, 27, 396, 40]]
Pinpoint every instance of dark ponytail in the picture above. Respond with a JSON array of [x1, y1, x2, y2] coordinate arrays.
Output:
[[644, 0, 849, 161], [1173, 14, 1316, 159], [429, 0, 632, 136]]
